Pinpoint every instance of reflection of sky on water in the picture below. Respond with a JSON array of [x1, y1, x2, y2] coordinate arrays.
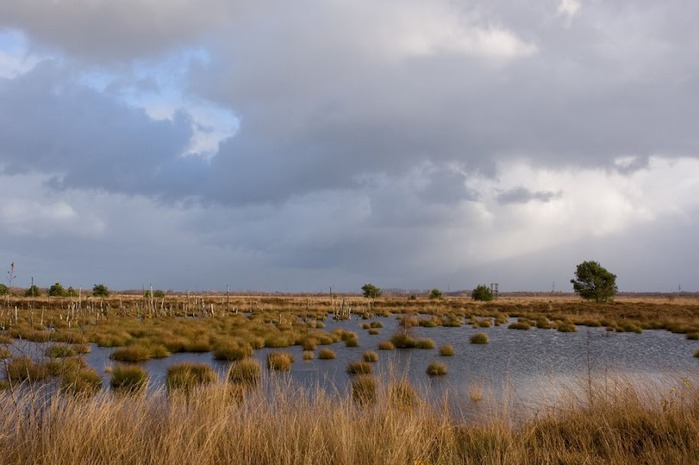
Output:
[[7, 314, 699, 417]]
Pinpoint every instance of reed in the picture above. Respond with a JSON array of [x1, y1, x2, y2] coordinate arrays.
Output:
[[0, 370, 697, 464]]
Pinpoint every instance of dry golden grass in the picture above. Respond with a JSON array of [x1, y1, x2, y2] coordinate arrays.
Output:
[[0, 374, 696, 464]]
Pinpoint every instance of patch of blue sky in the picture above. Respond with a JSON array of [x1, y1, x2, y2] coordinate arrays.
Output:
[[0, 28, 41, 77], [75, 45, 237, 160]]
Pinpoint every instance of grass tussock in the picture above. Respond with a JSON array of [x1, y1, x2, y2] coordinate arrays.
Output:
[[228, 358, 261, 386], [166, 362, 218, 394], [60, 365, 102, 396], [5, 356, 48, 383], [347, 361, 373, 375], [267, 352, 294, 371], [415, 338, 435, 349], [362, 350, 379, 363], [44, 343, 77, 358], [426, 361, 448, 376], [378, 340, 395, 350], [0, 374, 697, 464], [318, 348, 336, 359], [439, 344, 455, 356], [470, 333, 489, 344], [110, 364, 148, 393]]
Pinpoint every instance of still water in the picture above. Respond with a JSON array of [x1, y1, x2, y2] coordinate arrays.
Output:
[[9, 315, 699, 409]]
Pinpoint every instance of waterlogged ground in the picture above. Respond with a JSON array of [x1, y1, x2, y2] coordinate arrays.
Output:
[[8, 313, 699, 411]]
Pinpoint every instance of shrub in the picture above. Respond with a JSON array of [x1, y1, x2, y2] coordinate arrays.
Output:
[[439, 344, 455, 356], [428, 288, 443, 300], [228, 359, 261, 386], [0, 284, 8, 295], [48, 282, 67, 297], [24, 285, 41, 297], [426, 362, 447, 376], [110, 365, 148, 393], [363, 350, 379, 363], [470, 333, 489, 344], [318, 348, 336, 360], [471, 284, 493, 301], [166, 362, 218, 393], [351, 375, 377, 405], [415, 338, 435, 349], [267, 352, 294, 371], [45, 343, 77, 358], [378, 341, 395, 350], [92, 284, 110, 297], [347, 361, 373, 375]]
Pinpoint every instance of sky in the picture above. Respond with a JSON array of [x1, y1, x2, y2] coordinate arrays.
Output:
[[0, 0, 698, 293]]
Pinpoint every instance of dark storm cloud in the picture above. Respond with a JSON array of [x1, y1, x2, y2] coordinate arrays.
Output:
[[0, 60, 203, 200], [0, 0, 234, 63]]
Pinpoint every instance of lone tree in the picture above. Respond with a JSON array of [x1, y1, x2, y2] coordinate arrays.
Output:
[[570, 260, 618, 302], [92, 284, 110, 297], [361, 283, 382, 298], [471, 284, 494, 301]]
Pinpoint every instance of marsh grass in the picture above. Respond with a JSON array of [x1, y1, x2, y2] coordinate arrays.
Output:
[[109, 345, 153, 363], [228, 358, 261, 386], [166, 362, 218, 394], [378, 341, 395, 350], [439, 344, 455, 356], [362, 350, 379, 363], [213, 341, 252, 361], [60, 365, 102, 396], [267, 352, 294, 371], [347, 361, 373, 375], [110, 364, 148, 393], [302, 350, 314, 360], [470, 333, 489, 344], [415, 338, 435, 349], [318, 348, 336, 359], [350, 374, 376, 405], [0, 372, 698, 464], [508, 321, 531, 331], [44, 343, 77, 358], [0, 347, 11, 359], [5, 356, 48, 383], [426, 361, 447, 376]]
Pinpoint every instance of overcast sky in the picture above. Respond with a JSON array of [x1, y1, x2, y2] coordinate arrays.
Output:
[[1, 0, 698, 293]]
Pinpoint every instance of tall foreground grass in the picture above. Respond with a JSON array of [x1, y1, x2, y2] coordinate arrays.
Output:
[[0, 375, 698, 464]]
